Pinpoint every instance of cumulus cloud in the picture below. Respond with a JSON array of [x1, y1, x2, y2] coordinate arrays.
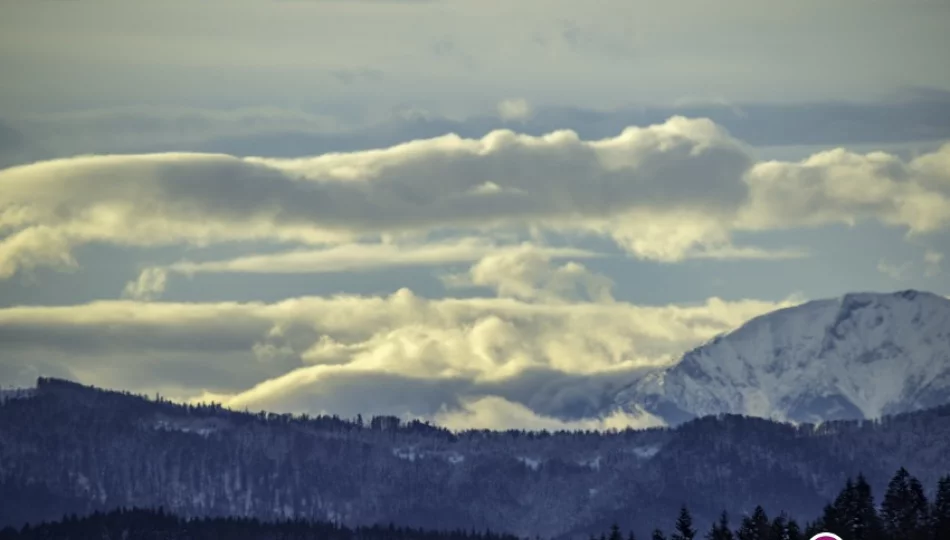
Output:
[[738, 147, 950, 232], [0, 227, 76, 279], [2, 118, 949, 281], [442, 245, 615, 303], [0, 291, 800, 428], [122, 267, 168, 301], [497, 98, 532, 122]]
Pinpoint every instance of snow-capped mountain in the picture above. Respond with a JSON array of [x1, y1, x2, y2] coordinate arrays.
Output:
[[615, 290, 950, 424]]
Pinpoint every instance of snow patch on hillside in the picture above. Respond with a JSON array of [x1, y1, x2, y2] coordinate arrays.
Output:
[[517, 456, 542, 471], [393, 448, 419, 462], [152, 418, 223, 437], [631, 446, 660, 459]]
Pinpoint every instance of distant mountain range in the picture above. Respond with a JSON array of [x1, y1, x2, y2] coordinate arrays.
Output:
[[615, 290, 950, 425], [2, 377, 949, 539]]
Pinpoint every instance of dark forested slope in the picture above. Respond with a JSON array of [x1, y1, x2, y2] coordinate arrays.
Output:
[[1, 378, 948, 539]]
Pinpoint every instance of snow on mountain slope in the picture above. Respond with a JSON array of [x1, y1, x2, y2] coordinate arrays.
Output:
[[615, 290, 950, 424]]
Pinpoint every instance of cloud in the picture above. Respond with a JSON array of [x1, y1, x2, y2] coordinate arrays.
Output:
[[739, 147, 950, 233], [497, 99, 532, 122], [877, 259, 913, 281], [877, 250, 946, 281], [166, 239, 600, 275], [924, 250, 943, 277], [442, 245, 615, 303], [0, 291, 801, 427], [122, 267, 168, 301], [2, 118, 949, 281], [0, 227, 77, 279], [433, 395, 664, 431], [680, 244, 809, 260]]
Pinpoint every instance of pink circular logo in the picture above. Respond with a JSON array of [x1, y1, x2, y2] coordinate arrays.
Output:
[[809, 534, 842, 540]]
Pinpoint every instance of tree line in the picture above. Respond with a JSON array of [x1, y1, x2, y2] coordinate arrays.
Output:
[[0, 508, 521, 540], [593, 467, 950, 540], [1, 467, 947, 540]]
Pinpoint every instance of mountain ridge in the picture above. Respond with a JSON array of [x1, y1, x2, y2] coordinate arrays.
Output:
[[615, 289, 950, 425]]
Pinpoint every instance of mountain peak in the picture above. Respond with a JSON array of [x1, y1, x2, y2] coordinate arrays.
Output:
[[617, 290, 950, 425]]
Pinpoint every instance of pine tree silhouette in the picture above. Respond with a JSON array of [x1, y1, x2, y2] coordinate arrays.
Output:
[[831, 474, 883, 540], [705, 511, 734, 540], [672, 506, 696, 540], [881, 467, 930, 540], [737, 506, 770, 540], [932, 475, 950, 540], [768, 514, 789, 540]]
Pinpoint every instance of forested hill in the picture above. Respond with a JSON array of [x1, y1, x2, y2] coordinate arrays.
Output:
[[1, 378, 949, 538], [0, 507, 522, 540], [2, 470, 948, 540]]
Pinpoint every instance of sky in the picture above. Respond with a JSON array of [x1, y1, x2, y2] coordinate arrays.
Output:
[[0, 0, 949, 431]]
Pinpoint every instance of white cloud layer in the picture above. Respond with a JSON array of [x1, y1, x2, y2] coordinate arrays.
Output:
[[166, 239, 599, 275], [2, 0, 949, 432], [3, 117, 949, 281], [432, 396, 665, 432], [0, 276, 801, 429]]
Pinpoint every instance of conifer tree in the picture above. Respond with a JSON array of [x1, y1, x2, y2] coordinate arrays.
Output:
[[933, 475, 950, 540], [832, 474, 882, 540], [812, 502, 843, 536], [833, 477, 857, 532], [768, 515, 789, 540], [737, 507, 770, 540], [881, 467, 930, 540], [907, 476, 931, 539], [651, 529, 667, 540], [672, 506, 696, 540], [784, 519, 802, 540], [609, 524, 623, 540], [705, 512, 734, 540]]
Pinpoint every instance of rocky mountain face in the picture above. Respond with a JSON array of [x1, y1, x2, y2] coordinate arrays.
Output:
[[2, 378, 949, 539], [615, 290, 950, 424]]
